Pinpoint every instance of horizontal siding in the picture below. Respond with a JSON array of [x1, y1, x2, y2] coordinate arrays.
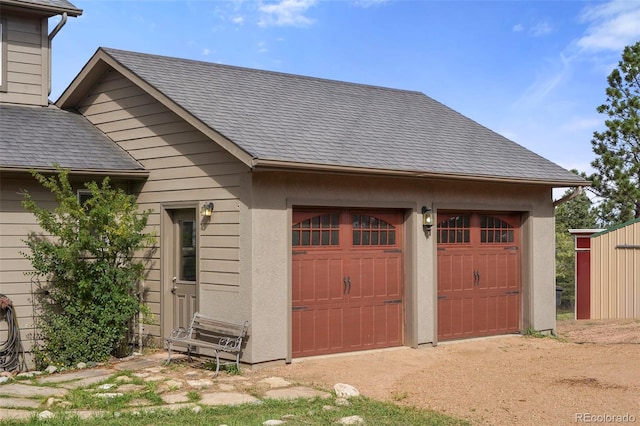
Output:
[[79, 69, 249, 340], [0, 178, 52, 360], [591, 222, 640, 319], [0, 13, 45, 105], [0, 176, 153, 363]]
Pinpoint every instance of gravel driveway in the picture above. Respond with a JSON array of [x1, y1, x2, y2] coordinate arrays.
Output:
[[263, 319, 640, 425]]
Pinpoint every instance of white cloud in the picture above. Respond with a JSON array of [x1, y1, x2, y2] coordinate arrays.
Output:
[[258, 41, 268, 53], [353, 0, 389, 7], [232, 16, 245, 25], [577, 1, 640, 52], [530, 21, 553, 37], [562, 117, 601, 132], [512, 23, 524, 32], [258, 0, 317, 27], [516, 53, 571, 108], [202, 48, 211, 56]]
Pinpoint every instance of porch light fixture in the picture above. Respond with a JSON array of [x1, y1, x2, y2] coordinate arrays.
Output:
[[422, 206, 434, 233], [201, 202, 214, 218]]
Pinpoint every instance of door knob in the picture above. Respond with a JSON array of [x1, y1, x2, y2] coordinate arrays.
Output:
[[171, 277, 177, 294]]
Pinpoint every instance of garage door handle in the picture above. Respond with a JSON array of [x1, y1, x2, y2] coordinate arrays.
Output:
[[473, 270, 479, 286], [343, 277, 348, 295], [347, 277, 352, 294], [476, 271, 480, 286]]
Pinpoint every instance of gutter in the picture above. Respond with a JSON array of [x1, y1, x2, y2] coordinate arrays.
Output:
[[0, 166, 149, 179], [47, 12, 67, 96], [553, 186, 584, 208], [252, 158, 589, 187]]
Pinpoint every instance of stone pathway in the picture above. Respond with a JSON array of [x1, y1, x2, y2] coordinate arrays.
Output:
[[0, 352, 342, 422]]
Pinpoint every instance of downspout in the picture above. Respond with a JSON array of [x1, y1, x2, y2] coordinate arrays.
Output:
[[47, 12, 67, 97], [553, 186, 584, 208]]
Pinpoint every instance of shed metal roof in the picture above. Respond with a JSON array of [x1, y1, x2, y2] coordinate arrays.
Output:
[[0, 104, 144, 173]]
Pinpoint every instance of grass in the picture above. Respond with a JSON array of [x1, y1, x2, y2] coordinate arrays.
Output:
[[556, 308, 574, 321], [0, 396, 469, 426]]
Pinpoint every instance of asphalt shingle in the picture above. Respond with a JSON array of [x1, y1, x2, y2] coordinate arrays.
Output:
[[102, 48, 583, 184], [0, 104, 143, 171]]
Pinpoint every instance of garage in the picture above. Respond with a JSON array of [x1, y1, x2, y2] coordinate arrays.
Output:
[[437, 212, 521, 340], [291, 209, 404, 357]]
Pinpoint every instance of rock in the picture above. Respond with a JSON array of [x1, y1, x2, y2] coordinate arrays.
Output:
[[115, 376, 133, 383], [95, 393, 123, 398], [77, 362, 87, 369], [46, 397, 61, 407], [334, 383, 360, 398], [143, 375, 167, 382], [44, 366, 58, 374], [259, 377, 291, 388], [117, 384, 147, 393], [263, 420, 285, 426], [0, 377, 10, 384], [98, 383, 116, 390], [186, 379, 214, 388], [338, 415, 365, 425], [16, 372, 35, 379], [335, 397, 351, 406], [0, 371, 14, 378], [192, 405, 202, 413], [165, 379, 184, 390], [323, 405, 336, 411], [38, 410, 55, 419]]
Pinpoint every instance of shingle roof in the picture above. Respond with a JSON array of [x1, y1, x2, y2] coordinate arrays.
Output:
[[0, 104, 143, 171], [0, 0, 82, 16], [99, 47, 584, 184]]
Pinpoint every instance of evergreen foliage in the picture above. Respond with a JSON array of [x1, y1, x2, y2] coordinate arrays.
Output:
[[555, 178, 598, 306], [590, 41, 640, 225]]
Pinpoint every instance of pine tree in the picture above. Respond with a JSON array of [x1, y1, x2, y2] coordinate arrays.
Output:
[[590, 41, 640, 225]]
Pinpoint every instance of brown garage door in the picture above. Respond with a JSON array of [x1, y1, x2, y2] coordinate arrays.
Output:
[[292, 209, 404, 357], [437, 212, 520, 340]]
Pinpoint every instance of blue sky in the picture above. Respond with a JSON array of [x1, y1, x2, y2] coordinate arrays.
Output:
[[51, 0, 640, 182]]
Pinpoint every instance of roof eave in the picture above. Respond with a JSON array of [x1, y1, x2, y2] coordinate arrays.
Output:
[[0, 165, 149, 179], [251, 158, 590, 187], [0, 0, 82, 16]]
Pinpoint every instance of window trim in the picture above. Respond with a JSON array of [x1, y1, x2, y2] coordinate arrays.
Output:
[[0, 18, 7, 93], [77, 190, 92, 207]]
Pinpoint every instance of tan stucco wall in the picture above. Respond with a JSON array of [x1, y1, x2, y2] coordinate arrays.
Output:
[[244, 171, 556, 364]]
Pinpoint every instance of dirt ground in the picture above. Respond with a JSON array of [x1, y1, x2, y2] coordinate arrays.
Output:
[[261, 318, 640, 425]]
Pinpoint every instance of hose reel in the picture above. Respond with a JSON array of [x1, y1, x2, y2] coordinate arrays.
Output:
[[0, 294, 26, 372]]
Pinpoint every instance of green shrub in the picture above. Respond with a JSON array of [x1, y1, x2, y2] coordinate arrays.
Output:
[[22, 167, 155, 367]]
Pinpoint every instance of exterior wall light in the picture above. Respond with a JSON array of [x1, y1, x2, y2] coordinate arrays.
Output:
[[201, 202, 214, 217], [422, 206, 434, 233]]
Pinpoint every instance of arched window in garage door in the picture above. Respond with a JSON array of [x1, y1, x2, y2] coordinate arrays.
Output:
[[291, 210, 404, 357], [437, 212, 521, 340]]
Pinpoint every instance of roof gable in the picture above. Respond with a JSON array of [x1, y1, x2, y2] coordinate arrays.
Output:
[[59, 47, 587, 186]]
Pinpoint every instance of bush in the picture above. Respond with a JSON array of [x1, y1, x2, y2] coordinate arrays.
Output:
[[22, 167, 154, 367]]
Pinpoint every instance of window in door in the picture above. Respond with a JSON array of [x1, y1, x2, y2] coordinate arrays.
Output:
[[179, 219, 196, 281]]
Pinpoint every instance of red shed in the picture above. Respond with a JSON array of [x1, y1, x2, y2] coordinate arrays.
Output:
[[569, 229, 603, 319]]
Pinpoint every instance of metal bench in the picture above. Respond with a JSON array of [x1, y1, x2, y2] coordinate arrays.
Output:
[[165, 312, 249, 375]]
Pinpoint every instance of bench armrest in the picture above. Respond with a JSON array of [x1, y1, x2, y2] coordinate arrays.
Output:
[[168, 327, 191, 340]]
